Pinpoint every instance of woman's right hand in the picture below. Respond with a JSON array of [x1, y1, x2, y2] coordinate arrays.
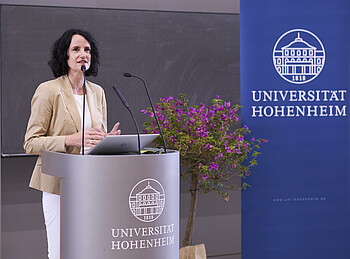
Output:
[[65, 128, 106, 148]]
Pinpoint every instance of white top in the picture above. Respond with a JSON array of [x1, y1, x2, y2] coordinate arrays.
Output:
[[74, 94, 92, 154]]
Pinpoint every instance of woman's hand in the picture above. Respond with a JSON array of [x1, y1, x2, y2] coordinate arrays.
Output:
[[65, 128, 106, 147], [107, 122, 121, 136]]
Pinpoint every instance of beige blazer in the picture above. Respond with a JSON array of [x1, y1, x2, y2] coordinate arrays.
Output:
[[24, 75, 107, 195]]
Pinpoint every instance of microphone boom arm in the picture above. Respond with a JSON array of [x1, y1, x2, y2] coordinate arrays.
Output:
[[112, 85, 141, 155], [124, 73, 167, 153]]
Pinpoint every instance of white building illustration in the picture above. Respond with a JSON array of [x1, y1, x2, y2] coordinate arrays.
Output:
[[129, 181, 165, 220], [273, 31, 325, 83]]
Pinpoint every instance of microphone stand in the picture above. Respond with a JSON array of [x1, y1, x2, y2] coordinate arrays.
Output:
[[81, 65, 86, 155], [123, 73, 167, 153], [112, 85, 141, 155]]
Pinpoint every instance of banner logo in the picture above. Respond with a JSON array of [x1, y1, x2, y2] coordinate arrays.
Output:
[[273, 29, 325, 84], [129, 178, 165, 222]]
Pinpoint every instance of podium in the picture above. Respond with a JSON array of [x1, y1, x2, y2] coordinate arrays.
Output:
[[42, 150, 179, 259]]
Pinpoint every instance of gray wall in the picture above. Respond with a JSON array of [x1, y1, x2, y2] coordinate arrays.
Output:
[[1, 1, 241, 259], [0, 0, 240, 14]]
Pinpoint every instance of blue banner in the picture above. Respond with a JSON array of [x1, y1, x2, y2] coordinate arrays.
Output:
[[241, 0, 350, 258]]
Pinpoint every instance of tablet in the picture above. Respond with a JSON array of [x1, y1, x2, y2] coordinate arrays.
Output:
[[87, 134, 159, 155]]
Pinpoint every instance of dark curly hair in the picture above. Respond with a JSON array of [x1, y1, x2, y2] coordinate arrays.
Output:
[[48, 29, 100, 77]]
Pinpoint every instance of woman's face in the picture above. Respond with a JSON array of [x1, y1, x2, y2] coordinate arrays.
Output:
[[67, 34, 91, 74]]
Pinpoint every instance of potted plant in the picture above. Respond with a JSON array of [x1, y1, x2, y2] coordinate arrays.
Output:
[[142, 94, 267, 257]]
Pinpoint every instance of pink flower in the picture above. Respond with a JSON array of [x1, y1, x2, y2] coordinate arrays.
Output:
[[208, 162, 219, 171], [202, 174, 208, 180], [224, 101, 231, 108], [214, 152, 224, 161], [176, 99, 183, 106], [225, 146, 232, 153], [251, 137, 255, 142], [205, 143, 213, 149], [166, 96, 173, 103]]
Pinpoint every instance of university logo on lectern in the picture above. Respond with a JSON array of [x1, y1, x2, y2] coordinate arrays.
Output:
[[129, 178, 165, 222], [273, 29, 326, 84]]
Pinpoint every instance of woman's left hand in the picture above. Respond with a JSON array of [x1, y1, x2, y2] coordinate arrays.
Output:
[[107, 122, 121, 135]]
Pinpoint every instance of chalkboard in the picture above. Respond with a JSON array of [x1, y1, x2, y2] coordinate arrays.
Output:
[[1, 5, 239, 155]]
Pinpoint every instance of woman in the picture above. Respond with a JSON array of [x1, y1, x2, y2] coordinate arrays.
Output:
[[23, 29, 120, 259]]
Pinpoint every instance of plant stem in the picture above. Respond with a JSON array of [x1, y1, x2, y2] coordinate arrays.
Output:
[[182, 172, 199, 247]]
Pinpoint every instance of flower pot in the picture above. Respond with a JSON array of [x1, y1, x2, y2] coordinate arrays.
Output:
[[179, 244, 206, 259]]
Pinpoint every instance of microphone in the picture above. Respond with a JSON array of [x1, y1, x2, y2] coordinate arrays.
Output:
[[112, 85, 141, 155], [81, 65, 87, 155], [123, 73, 167, 153]]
